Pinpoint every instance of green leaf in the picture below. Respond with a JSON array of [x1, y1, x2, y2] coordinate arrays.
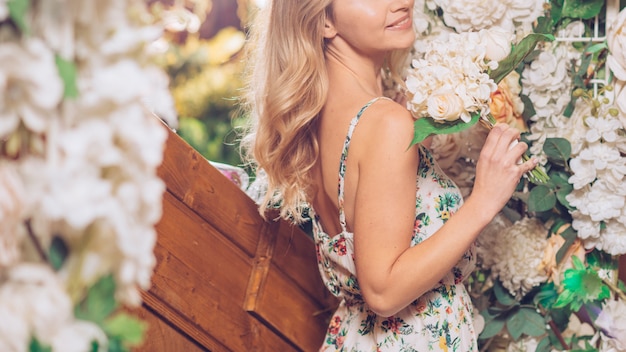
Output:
[[507, 307, 547, 340], [8, 0, 30, 35], [479, 315, 505, 339], [490, 33, 555, 84], [74, 274, 118, 324], [494, 280, 518, 306], [411, 112, 480, 146], [528, 185, 557, 212], [103, 313, 147, 346], [585, 42, 607, 54], [536, 336, 552, 352], [562, 0, 605, 19], [534, 282, 558, 309], [553, 289, 575, 309], [29, 338, 52, 352], [543, 138, 571, 166], [48, 236, 69, 271], [55, 55, 79, 99]]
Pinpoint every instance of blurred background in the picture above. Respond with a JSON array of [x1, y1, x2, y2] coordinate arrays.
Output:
[[149, 0, 259, 168]]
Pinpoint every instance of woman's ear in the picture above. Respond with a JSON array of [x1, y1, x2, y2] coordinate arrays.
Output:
[[323, 19, 337, 39]]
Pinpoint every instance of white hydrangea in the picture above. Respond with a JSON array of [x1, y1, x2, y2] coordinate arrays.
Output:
[[0, 39, 64, 138], [0, 1, 176, 349], [476, 217, 549, 298], [0, 264, 74, 348], [406, 31, 497, 124], [432, 0, 512, 32]]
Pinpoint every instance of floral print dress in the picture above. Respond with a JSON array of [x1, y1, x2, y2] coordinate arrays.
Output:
[[310, 97, 478, 352]]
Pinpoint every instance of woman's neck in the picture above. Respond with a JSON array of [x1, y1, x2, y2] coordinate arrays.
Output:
[[325, 47, 384, 98]]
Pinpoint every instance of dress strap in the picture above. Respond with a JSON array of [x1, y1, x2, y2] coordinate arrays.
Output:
[[337, 97, 390, 232]]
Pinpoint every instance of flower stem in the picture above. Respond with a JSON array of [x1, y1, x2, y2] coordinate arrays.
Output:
[[479, 116, 550, 184], [25, 219, 49, 263]]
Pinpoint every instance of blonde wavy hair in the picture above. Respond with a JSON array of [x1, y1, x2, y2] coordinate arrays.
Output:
[[240, 0, 410, 224]]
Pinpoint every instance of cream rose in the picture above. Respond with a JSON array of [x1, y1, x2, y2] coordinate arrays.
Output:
[[427, 90, 466, 122], [608, 9, 626, 81], [479, 28, 514, 62]]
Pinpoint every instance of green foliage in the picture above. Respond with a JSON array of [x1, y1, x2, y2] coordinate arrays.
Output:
[[411, 112, 480, 145], [561, 0, 605, 19], [553, 256, 611, 311], [490, 33, 555, 84], [8, 0, 30, 34], [507, 307, 546, 340], [55, 56, 79, 99], [28, 338, 51, 352], [528, 185, 557, 212], [543, 138, 571, 167], [75, 274, 118, 324], [103, 313, 147, 347]]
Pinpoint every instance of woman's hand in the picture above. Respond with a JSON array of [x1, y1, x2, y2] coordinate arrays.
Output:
[[471, 123, 538, 216]]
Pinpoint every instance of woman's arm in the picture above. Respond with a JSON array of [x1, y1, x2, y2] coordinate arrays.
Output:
[[348, 101, 535, 317]]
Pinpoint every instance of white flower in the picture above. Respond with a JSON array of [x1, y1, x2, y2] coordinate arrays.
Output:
[[521, 48, 572, 119], [0, 264, 73, 347], [608, 8, 626, 81], [508, 0, 545, 27], [427, 89, 467, 122], [478, 27, 514, 62], [0, 0, 8, 22], [596, 299, 626, 350], [406, 32, 497, 124], [567, 181, 624, 223], [50, 320, 107, 352], [585, 115, 622, 143], [568, 157, 597, 189], [594, 222, 626, 255], [477, 217, 549, 298], [0, 39, 64, 138], [161, 6, 201, 33], [433, 0, 512, 32]]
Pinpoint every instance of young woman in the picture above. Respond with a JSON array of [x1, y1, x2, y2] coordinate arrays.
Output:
[[240, 0, 537, 350]]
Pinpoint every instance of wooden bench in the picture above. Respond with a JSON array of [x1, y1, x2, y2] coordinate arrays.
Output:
[[134, 123, 337, 351]]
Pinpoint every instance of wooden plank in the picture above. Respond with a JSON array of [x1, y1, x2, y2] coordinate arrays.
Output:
[[157, 126, 261, 258], [271, 221, 338, 311], [251, 266, 330, 351], [132, 304, 208, 352], [146, 192, 296, 352]]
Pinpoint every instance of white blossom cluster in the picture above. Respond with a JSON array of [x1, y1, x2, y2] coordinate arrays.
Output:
[[475, 217, 549, 298], [431, 0, 544, 36], [405, 30, 499, 124], [564, 99, 626, 255], [0, 0, 176, 350]]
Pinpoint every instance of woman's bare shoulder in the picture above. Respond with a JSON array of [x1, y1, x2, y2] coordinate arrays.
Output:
[[355, 98, 416, 147]]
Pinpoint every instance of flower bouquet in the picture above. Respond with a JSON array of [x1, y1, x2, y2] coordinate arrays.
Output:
[[405, 27, 552, 183]]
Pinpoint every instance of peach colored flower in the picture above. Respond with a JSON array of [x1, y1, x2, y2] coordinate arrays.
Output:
[[489, 71, 527, 131], [539, 223, 586, 285]]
